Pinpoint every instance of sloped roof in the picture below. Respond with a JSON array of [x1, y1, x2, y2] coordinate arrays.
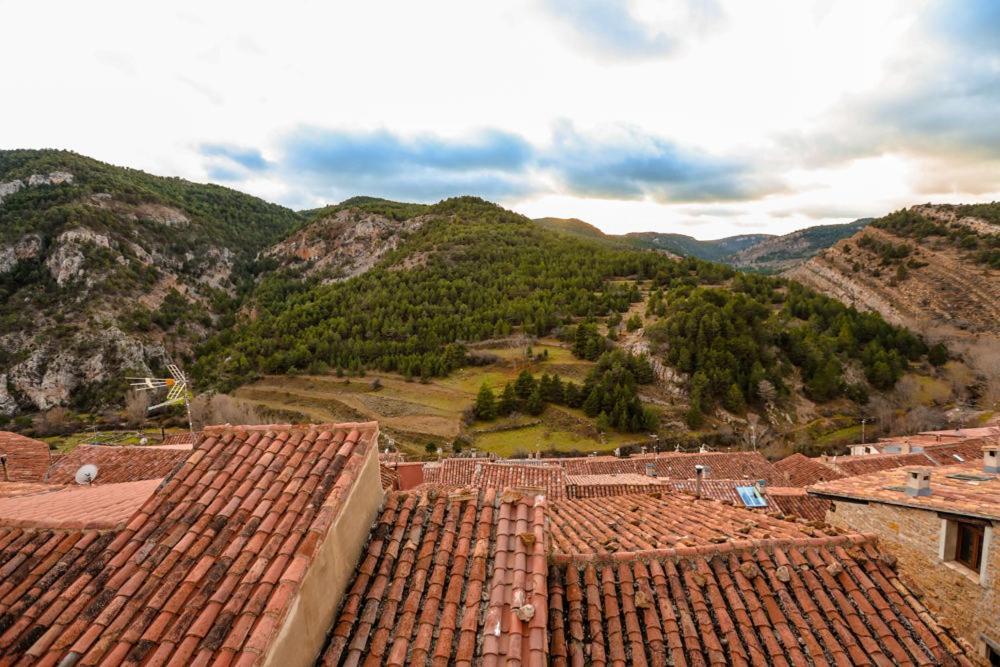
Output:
[[547, 494, 823, 558], [44, 444, 189, 485], [774, 453, 846, 487], [766, 487, 832, 523], [477, 462, 568, 500], [0, 479, 161, 530], [319, 487, 547, 666], [810, 462, 1000, 520], [548, 534, 973, 666], [378, 463, 399, 491], [0, 421, 379, 665], [0, 432, 51, 483], [0, 527, 118, 652], [565, 473, 665, 499], [828, 452, 940, 477]]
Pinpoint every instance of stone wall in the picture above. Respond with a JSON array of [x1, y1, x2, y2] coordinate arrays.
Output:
[[827, 500, 999, 662]]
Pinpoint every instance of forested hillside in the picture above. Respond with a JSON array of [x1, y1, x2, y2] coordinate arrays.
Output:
[[0, 149, 301, 417], [196, 196, 933, 436]]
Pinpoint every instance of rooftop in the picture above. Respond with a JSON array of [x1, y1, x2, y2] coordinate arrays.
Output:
[[774, 452, 846, 487], [318, 487, 547, 666], [0, 421, 381, 665], [548, 534, 973, 666], [0, 432, 51, 483], [0, 478, 162, 529], [810, 461, 1000, 521], [547, 493, 826, 559], [43, 444, 189, 485]]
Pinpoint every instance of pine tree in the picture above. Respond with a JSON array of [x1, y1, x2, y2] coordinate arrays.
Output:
[[474, 383, 497, 420], [515, 370, 536, 399], [526, 386, 544, 416], [499, 382, 518, 415]]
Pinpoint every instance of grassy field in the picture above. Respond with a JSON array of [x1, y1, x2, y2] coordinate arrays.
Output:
[[232, 339, 644, 458]]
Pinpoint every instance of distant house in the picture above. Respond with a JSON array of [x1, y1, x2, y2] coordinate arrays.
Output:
[[810, 441, 1000, 662]]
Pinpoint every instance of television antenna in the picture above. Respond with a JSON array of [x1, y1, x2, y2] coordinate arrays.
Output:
[[127, 363, 193, 432], [75, 464, 99, 485]]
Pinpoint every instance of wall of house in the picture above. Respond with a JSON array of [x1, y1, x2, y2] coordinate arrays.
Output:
[[263, 437, 385, 667], [827, 500, 999, 662]]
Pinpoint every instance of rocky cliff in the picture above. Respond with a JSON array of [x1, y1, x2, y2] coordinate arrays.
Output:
[[0, 150, 300, 416]]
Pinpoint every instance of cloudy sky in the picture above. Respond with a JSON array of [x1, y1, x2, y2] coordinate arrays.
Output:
[[2, 0, 998, 237]]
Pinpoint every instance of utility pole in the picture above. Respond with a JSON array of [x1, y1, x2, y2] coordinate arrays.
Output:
[[860, 418, 870, 445]]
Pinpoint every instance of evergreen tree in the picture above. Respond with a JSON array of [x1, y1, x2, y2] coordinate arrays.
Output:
[[526, 386, 544, 416], [515, 370, 536, 399], [474, 383, 497, 420], [498, 382, 518, 415]]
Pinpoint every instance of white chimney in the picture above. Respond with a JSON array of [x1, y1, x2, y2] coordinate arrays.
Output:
[[645, 462, 656, 477], [694, 464, 705, 498], [984, 443, 999, 474], [904, 467, 932, 497]]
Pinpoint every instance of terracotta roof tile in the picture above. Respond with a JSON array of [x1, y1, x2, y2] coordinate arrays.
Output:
[[44, 445, 189, 485], [774, 453, 846, 487], [827, 452, 942, 477], [477, 462, 567, 500], [765, 487, 832, 523], [0, 421, 379, 665], [548, 535, 974, 666], [566, 473, 666, 499], [0, 432, 51, 483], [0, 479, 161, 530], [379, 464, 400, 491], [548, 493, 826, 558], [319, 487, 548, 666], [810, 461, 1000, 520]]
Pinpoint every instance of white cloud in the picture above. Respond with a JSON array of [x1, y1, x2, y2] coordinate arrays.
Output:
[[1, 0, 996, 237]]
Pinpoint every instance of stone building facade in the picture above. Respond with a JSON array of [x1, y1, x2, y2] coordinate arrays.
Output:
[[826, 498, 999, 663]]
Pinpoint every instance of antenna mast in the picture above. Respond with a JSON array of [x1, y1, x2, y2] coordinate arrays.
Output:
[[127, 363, 193, 433]]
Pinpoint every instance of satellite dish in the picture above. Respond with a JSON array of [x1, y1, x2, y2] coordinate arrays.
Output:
[[75, 464, 98, 485]]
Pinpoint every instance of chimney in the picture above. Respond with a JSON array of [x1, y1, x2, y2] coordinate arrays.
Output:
[[983, 442, 999, 474], [0, 455, 7, 482], [645, 462, 656, 477], [904, 467, 932, 497], [694, 464, 705, 498]]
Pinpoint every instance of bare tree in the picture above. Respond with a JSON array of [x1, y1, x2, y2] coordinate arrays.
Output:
[[189, 393, 263, 430], [125, 390, 150, 427], [33, 407, 72, 436], [740, 414, 774, 452]]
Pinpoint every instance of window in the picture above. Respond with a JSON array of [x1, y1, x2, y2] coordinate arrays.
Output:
[[955, 521, 985, 571], [940, 516, 990, 581]]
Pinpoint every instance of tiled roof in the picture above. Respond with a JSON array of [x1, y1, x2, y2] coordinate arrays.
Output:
[[435, 459, 568, 499], [919, 439, 988, 465], [810, 462, 1000, 520], [0, 479, 161, 530], [44, 445, 189, 485], [1, 421, 379, 665], [774, 453, 845, 487], [565, 474, 665, 499], [824, 452, 934, 477], [421, 462, 441, 484], [659, 479, 750, 505], [766, 487, 832, 523], [0, 432, 51, 482], [547, 493, 826, 558], [639, 451, 786, 484], [0, 482, 62, 498], [0, 527, 119, 652], [158, 432, 199, 447], [477, 462, 568, 500], [547, 534, 973, 666], [379, 463, 399, 491], [319, 487, 548, 666]]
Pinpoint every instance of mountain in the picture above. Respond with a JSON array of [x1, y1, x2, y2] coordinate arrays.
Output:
[[533, 217, 609, 241], [623, 231, 772, 262], [1, 151, 964, 456], [0, 149, 301, 416], [785, 203, 999, 391], [729, 219, 871, 273]]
